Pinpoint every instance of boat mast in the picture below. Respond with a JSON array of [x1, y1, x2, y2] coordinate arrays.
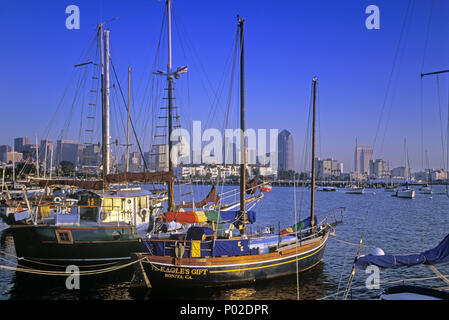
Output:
[[238, 16, 248, 235], [310, 77, 318, 231], [100, 23, 111, 179], [166, 0, 175, 211], [126, 65, 131, 173], [35, 135, 39, 178]]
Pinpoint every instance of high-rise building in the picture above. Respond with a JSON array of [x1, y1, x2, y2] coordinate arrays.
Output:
[[0, 145, 11, 163], [82, 144, 100, 167], [354, 145, 373, 175], [14, 137, 30, 153], [39, 139, 54, 170], [278, 130, 294, 172], [369, 159, 387, 178], [56, 140, 83, 166]]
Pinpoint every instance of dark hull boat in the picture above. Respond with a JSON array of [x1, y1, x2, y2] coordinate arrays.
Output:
[[133, 226, 329, 288], [11, 224, 141, 267], [130, 3, 342, 290]]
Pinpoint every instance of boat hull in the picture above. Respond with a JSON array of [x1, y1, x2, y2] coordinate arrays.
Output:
[[10, 224, 142, 267], [396, 189, 415, 198], [132, 233, 328, 288]]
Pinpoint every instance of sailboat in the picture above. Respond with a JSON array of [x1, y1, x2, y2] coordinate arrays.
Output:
[[130, 4, 343, 289], [7, 24, 169, 269], [395, 138, 415, 199]]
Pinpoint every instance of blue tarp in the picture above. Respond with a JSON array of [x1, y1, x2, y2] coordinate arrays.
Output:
[[186, 226, 214, 241], [356, 233, 449, 270], [228, 210, 256, 228], [213, 239, 249, 256]]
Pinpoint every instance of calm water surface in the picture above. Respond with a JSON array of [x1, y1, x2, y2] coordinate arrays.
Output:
[[1, 184, 448, 300]]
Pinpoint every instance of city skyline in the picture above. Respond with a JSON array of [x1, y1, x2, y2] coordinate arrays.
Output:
[[2, 1, 449, 173]]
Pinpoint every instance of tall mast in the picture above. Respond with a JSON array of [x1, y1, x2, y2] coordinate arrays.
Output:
[[35, 135, 39, 178], [310, 77, 318, 230], [99, 23, 110, 179], [126, 65, 131, 172], [104, 29, 111, 177], [12, 144, 15, 185], [166, 0, 175, 211], [238, 16, 248, 235]]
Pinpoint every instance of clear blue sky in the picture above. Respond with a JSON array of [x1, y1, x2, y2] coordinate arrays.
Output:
[[1, 0, 449, 172]]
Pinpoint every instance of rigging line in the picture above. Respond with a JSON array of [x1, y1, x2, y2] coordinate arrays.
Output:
[[171, 5, 221, 115], [372, 0, 413, 150], [436, 75, 446, 169], [139, 8, 166, 153], [102, 1, 156, 25], [42, 31, 98, 140], [342, 209, 370, 300], [223, 29, 239, 134], [110, 58, 149, 171], [420, 0, 435, 170], [379, 1, 414, 155]]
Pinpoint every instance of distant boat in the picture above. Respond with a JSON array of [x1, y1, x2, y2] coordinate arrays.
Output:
[[395, 186, 415, 199], [384, 186, 396, 192], [346, 186, 365, 195], [419, 185, 432, 194], [317, 186, 337, 192]]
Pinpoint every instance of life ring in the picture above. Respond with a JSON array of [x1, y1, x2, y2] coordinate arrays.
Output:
[[139, 208, 149, 222], [54, 196, 62, 202]]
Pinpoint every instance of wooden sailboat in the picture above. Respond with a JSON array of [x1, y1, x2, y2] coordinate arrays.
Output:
[[7, 24, 169, 268], [130, 5, 342, 289]]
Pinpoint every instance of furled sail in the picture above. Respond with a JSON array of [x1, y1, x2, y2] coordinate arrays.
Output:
[[355, 234, 449, 270], [175, 185, 220, 209], [31, 171, 174, 190], [164, 209, 256, 226]]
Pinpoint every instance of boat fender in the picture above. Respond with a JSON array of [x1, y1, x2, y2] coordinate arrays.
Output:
[[139, 208, 149, 222]]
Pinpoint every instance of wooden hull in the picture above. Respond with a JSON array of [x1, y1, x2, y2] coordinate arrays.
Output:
[[10, 224, 142, 267], [132, 232, 328, 288]]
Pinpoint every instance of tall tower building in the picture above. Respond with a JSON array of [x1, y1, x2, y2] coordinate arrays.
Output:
[[278, 130, 294, 172], [354, 145, 374, 175]]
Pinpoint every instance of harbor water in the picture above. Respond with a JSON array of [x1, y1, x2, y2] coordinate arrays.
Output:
[[0, 184, 448, 300]]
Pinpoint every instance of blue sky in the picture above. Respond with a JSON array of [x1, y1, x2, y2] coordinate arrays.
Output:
[[1, 0, 449, 172]]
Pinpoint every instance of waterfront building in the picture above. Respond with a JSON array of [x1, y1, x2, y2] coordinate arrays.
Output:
[[391, 166, 412, 179], [315, 157, 344, 179], [369, 159, 388, 178], [5, 151, 23, 164]]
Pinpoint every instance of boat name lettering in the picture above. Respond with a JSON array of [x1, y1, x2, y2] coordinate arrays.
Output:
[[158, 266, 208, 276]]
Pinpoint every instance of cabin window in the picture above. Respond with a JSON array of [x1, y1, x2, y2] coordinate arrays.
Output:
[[103, 198, 113, 211], [55, 230, 73, 244], [113, 198, 122, 211], [79, 197, 98, 221]]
